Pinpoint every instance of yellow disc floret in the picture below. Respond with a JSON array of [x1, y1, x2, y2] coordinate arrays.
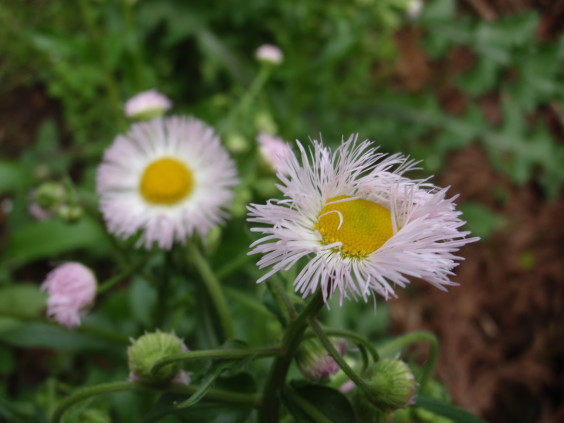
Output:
[[140, 158, 193, 205], [316, 195, 393, 258]]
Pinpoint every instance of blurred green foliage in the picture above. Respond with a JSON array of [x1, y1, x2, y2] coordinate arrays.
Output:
[[0, 0, 561, 421]]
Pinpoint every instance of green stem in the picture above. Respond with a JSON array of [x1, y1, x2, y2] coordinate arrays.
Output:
[[258, 290, 325, 423], [121, 0, 146, 91], [155, 250, 173, 329], [267, 277, 297, 324], [308, 318, 374, 399], [186, 241, 234, 339], [377, 331, 439, 389], [151, 347, 283, 375], [222, 66, 272, 133], [224, 287, 273, 318], [97, 263, 141, 294], [51, 381, 259, 423], [77, 0, 126, 131], [311, 327, 379, 363], [216, 251, 252, 279]]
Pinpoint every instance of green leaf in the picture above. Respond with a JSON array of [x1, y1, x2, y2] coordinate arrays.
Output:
[[0, 284, 47, 317], [284, 384, 357, 423], [1, 216, 111, 269], [414, 395, 489, 423], [129, 276, 157, 327], [142, 393, 252, 423], [460, 202, 505, 241], [0, 323, 116, 352], [458, 57, 498, 96], [0, 161, 33, 194]]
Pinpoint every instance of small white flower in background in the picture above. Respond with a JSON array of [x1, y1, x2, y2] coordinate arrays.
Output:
[[255, 44, 284, 65], [41, 262, 97, 328], [248, 135, 479, 305], [407, 0, 423, 20], [97, 116, 238, 250], [256, 132, 294, 175], [124, 89, 172, 120]]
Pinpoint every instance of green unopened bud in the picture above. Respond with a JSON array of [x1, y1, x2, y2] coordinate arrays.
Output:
[[296, 337, 346, 380], [57, 204, 83, 223], [35, 182, 66, 210], [127, 331, 186, 385], [225, 133, 250, 154], [353, 358, 416, 413]]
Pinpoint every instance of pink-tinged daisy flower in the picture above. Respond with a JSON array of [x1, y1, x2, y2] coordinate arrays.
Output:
[[124, 89, 172, 120], [257, 132, 294, 175], [247, 135, 479, 304], [97, 116, 238, 250], [255, 44, 283, 65], [41, 262, 97, 328]]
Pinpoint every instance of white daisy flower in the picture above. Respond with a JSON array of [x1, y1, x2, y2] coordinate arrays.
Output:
[[247, 135, 479, 304], [97, 116, 238, 250]]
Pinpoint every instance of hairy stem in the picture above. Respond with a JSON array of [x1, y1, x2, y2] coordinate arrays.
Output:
[[258, 290, 325, 423]]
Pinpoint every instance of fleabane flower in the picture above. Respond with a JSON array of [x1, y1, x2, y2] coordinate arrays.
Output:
[[97, 116, 238, 250], [124, 89, 172, 120], [256, 132, 294, 175], [247, 135, 479, 304], [41, 262, 97, 328]]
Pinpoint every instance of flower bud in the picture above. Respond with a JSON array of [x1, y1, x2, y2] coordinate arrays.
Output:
[[124, 90, 172, 121], [256, 132, 293, 176], [127, 331, 187, 385], [41, 262, 97, 328], [352, 358, 416, 413], [57, 204, 83, 223], [255, 44, 283, 65], [296, 337, 346, 380], [35, 182, 66, 210]]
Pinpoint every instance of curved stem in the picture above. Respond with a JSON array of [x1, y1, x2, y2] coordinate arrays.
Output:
[[186, 241, 234, 339], [377, 331, 439, 389], [310, 327, 379, 363], [151, 347, 283, 375], [308, 318, 375, 399], [258, 290, 325, 423], [51, 381, 260, 423]]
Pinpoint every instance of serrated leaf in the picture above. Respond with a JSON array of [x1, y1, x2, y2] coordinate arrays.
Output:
[[415, 395, 489, 423]]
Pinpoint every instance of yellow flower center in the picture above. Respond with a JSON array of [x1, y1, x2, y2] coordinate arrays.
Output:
[[316, 195, 393, 258], [139, 158, 193, 205]]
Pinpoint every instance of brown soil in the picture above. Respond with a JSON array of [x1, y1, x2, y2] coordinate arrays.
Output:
[[392, 145, 564, 423]]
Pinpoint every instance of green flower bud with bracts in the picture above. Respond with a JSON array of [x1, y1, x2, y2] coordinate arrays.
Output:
[[352, 358, 416, 413], [127, 331, 188, 385], [35, 182, 67, 211]]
